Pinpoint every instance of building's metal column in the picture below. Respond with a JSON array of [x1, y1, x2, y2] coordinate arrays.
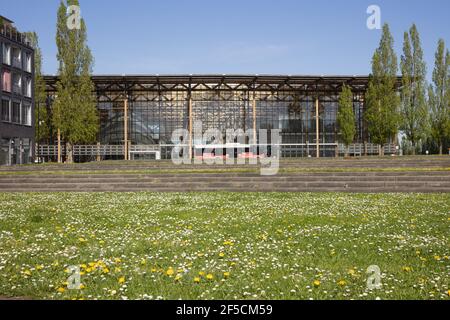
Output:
[[252, 94, 257, 146], [315, 97, 320, 158], [188, 94, 193, 160], [124, 98, 128, 160]]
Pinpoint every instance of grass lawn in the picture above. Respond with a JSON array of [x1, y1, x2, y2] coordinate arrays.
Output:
[[0, 192, 448, 300]]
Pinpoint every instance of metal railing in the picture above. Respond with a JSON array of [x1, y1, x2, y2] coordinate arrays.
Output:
[[38, 145, 66, 157], [73, 145, 125, 156], [37, 143, 398, 159], [0, 25, 31, 47], [337, 143, 397, 156]]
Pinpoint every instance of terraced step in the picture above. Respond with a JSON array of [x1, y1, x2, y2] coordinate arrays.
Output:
[[0, 174, 448, 193], [0, 157, 448, 193]]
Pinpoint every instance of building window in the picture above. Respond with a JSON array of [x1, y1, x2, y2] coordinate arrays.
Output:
[[12, 47, 22, 69], [12, 101, 20, 123], [25, 52, 32, 73], [22, 103, 31, 126], [12, 73, 21, 95], [2, 70, 11, 92], [24, 77, 32, 97], [2, 43, 11, 65], [1, 99, 10, 122]]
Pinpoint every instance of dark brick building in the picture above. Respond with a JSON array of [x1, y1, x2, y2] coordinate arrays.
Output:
[[0, 16, 34, 165]]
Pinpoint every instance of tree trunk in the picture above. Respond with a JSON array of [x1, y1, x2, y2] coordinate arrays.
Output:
[[57, 129, 61, 164], [379, 145, 384, 157], [411, 144, 416, 156], [345, 145, 349, 158], [439, 143, 443, 155], [66, 142, 73, 164]]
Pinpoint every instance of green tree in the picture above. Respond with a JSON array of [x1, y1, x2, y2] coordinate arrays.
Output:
[[400, 24, 428, 155], [428, 39, 450, 155], [337, 84, 356, 157], [25, 32, 50, 143], [365, 24, 400, 156], [53, 0, 98, 163]]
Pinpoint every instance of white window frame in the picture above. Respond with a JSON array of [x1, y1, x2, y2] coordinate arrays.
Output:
[[11, 46, 22, 69], [2, 43, 11, 65], [12, 73, 21, 95], [25, 52, 32, 73], [25, 77, 32, 97], [22, 103, 31, 126]]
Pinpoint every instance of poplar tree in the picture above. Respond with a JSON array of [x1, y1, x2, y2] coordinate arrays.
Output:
[[337, 84, 356, 157], [25, 32, 50, 143], [428, 39, 450, 155], [365, 24, 400, 156], [53, 0, 98, 163], [400, 24, 428, 155]]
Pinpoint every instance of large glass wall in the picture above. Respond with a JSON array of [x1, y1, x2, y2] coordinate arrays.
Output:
[[92, 82, 367, 158]]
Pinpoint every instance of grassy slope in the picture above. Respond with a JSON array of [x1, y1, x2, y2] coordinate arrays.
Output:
[[0, 192, 448, 300]]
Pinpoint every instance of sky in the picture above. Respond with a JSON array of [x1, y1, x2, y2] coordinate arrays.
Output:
[[1, 0, 450, 79]]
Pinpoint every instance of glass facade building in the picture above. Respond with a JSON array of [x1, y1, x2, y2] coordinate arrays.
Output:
[[44, 75, 399, 159]]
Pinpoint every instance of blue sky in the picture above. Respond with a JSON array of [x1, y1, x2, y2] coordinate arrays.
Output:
[[2, 0, 450, 78]]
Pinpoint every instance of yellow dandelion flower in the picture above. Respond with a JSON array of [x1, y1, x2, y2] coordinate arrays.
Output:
[[338, 280, 347, 286], [175, 274, 182, 281], [115, 267, 121, 273], [199, 271, 205, 277], [447, 290, 450, 297], [166, 268, 175, 276], [80, 264, 87, 269], [223, 272, 230, 279], [313, 280, 321, 287], [118, 276, 126, 284], [57, 287, 65, 293], [79, 284, 86, 290], [402, 266, 412, 272], [78, 238, 87, 243], [102, 267, 110, 274], [85, 267, 93, 273], [141, 259, 147, 265], [23, 270, 32, 276], [206, 274, 214, 280], [194, 277, 201, 283], [114, 258, 122, 263], [219, 252, 225, 258], [433, 256, 441, 261], [36, 265, 44, 271]]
